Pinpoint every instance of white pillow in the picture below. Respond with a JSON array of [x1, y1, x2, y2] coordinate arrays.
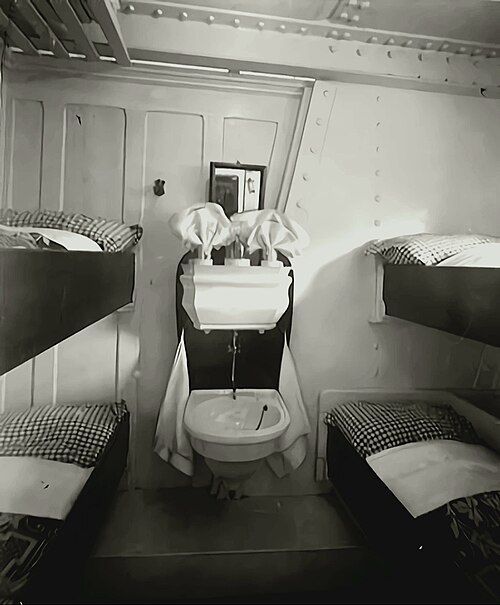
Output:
[[0, 225, 101, 251]]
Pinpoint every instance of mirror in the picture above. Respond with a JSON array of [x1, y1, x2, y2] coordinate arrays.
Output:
[[209, 162, 266, 217]]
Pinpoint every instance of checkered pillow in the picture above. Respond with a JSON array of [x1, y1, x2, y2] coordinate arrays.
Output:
[[324, 400, 480, 458], [0, 209, 142, 253], [365, 233, 499, 265], [0, 401, 128, 468]]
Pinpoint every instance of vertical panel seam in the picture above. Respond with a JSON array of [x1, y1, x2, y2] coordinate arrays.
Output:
[[59, 105, 67, 211], [38, 102, 45, 209]]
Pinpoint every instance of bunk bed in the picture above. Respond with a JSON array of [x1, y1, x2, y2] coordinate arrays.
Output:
[[368, 233, 500, 346], [0, 210, 141, 603], [0, 209, 140, 375], [320, 390, 500, 604]]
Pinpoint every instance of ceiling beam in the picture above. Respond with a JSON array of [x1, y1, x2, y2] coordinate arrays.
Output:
[[14, 0, 70, 58], [33, 1, 69, 39], [0, 6, 38, 55], [88, 0, 131, 65], [51, 0, 100, 60]]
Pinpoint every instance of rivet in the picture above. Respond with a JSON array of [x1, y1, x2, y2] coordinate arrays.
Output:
[[403, 40, 413, 47], [375, 169, 381, 176], [316, 118, 322, 125], [376, 95, 381, 101], [296, 200, 304, 209], [179, 11, 188, 21], [375, 146, 381, 152], [207, 15, 215, 24], [488, 50, 497, 58], [444, 78, 448, 82], [458, 46, 467, 53], [376, 121, 381, 127], [352, 14, 360, 22], [124, 4, 135, 13], [374, 219, 381, 227], [323, 89, 329, 96], [309, 147, 316, 154], [473, 49, 482, 56], [233, 18, 241, 27], [257, 21, 265, 30], [152, 8, 163, 18], [327, 29, 339, 38], [329, 45, 337, 53], [424, 42, 433, 50], [374, 343, 380, 350], [374, 367, 380, 377], [473, 60, 480, 67], [356, 48, 362, 56], [368, 36, 378, 43], [343, 32, 351, 39], [418, 53, 423, 61], [360, 0, 370, 7], [387, 37, 395, 45], [303, 174, 310, 181], [445, 56, 451, 64], [374, 195, 381, 202], [278, 24, 286, 32], [387, 50, 392, 58], [340, 11, 349, 20], [299, 26, 308, 34], [441, 43, 449, 50], [472, 80, 477, 85]]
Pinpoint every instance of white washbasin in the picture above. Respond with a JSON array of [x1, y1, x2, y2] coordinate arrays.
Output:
[[184, 389, 290, 462]]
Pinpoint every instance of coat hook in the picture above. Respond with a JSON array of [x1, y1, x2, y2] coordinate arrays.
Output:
[[154, 179, 166, 196]]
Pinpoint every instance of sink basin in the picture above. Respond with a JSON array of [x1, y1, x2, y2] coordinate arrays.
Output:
[[184, 389, 290, 462]]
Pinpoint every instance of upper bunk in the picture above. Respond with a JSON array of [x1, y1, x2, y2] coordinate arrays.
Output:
[[369, 234, 500, 347], [0, 210, 141, 376]]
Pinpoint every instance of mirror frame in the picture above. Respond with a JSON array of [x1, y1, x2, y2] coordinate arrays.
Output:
[[209, 161, 267, 216]]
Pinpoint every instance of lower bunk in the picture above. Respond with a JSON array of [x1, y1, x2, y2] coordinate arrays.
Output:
[[0, 401, 130, 604], [323, 391, 500, 604]]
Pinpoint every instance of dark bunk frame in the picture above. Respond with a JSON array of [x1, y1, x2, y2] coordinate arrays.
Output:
[[0, 248, 135, 375], [383, 264, 500, 346], [325, 261, 500, 601], [0, 248, 135, 603], [327, 426, 494, 604]]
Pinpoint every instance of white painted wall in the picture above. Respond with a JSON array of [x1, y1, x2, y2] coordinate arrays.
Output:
[[0, 62, 304, 492], [285, 81, 500, 490], [3, 56, 500, 496]]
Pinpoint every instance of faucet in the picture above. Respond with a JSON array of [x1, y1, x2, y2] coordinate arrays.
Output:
[[228, 330, 240, 400]]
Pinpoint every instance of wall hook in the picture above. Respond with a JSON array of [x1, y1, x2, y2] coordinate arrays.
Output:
[[154, 179, 166, 196]]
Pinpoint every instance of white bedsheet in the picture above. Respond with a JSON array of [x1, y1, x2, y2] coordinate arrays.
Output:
[[0, 225, 102, 251], [367, 439, 500, 518], [436, 242, 500, 267], [0, 457, 93, 520]]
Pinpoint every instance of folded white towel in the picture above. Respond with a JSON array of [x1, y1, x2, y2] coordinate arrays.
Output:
[[267, 341, 311, 477], [154, 331, 193, 476]]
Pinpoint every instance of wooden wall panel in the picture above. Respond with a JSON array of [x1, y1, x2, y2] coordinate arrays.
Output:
[[222, 103, 298, 209], [222, 118, 277, 166], [63, 105, 126, 220], [0, 361, 33, 412], [8, 99, 43, 210], [137, 110, 204, 489], [3, 69, 304, 492]]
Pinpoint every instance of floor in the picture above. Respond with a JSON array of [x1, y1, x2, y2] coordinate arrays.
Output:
[[82, 488, 391, 604]]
